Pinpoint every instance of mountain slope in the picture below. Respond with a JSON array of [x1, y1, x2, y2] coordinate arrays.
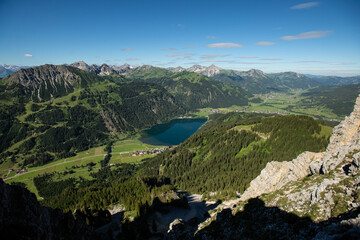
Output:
[[126, 66, 250, 109], [1, 65, 101, 102], [0, 65, 14, 78], [240, 94, 360, 220], [315, 75, 360, 86], [212, 69, 287, 93], [0, 180, 102, 239], [300, 83, 360, 116], [141, 112, 330, 196], [187, 64, 222, 77], [271, 71, 321, 89], [167, 95, 360, 240], [70, 61, 133, 76], [0, 65, 184, 168]]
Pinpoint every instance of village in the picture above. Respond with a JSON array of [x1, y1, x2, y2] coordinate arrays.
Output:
[[131, 146, 176, 157], [2, 167, 28, 180]]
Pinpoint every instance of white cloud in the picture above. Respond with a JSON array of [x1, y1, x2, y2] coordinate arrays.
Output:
[[206, 36, 218, 39], [166, 53, 195, 57], [256, 41, 276, 45], [205, 43, 244, 48], [281, 31, 332, 40], [290, 2, 319, 10], [185, 44, 195, 49], [239, 56, 257, 59], [261, 58, 282, 60], [201, 54, 230, 59], [330, 62, 356, 65], [163, 48, 177, 51], [121, 48, 132, 51], [238, 62, 265, 65], [126, 58, 138, 61], [24, 54, 32, 57], [204, 60, 235, 63], [295, 60, 322, 63], [177, 23, 184, 28]]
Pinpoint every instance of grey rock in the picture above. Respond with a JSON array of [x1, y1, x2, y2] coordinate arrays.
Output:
[[241, 95, 360, 201], [310, 178, 341, 204]]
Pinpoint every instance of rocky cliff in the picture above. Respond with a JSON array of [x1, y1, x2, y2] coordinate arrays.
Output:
[[241, 95, 360, 204]]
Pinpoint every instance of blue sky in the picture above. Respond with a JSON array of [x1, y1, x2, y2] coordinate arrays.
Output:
[[0, 0, 359, 76]]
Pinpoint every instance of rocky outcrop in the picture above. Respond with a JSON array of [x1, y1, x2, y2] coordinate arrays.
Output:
[[241, 94, 360, 202], [327, 95, 360, 151], [169, 198, 360, 240], [240, 152, 323, 200]]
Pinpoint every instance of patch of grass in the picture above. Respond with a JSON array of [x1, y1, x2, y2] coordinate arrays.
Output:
[[331, 194, 350, 218]]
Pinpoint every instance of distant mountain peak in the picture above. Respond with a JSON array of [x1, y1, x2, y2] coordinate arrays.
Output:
[[187, 64, 222, 77], [70, 61, 91, 71], [241, 69, 268, 78], [69, 62, 133, 76], [168, 66, 186, 73]]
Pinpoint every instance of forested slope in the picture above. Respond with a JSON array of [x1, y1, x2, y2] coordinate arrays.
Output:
[[141, 113, 331, 198]]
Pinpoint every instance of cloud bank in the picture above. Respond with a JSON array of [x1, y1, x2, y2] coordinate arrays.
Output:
[[205, 43, 244, 48], [256, 42, 276, 45], [281, 31, 332, 40], [290, 2, 319, 10], [201, 54, 230, 59]]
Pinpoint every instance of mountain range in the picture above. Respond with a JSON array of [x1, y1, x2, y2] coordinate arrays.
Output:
[[69, 62, 360, 94], [2, 62, 360, 95], [0, 63, 250, 169], [1, 60, 360, 239], [0, 64, 31, 78]]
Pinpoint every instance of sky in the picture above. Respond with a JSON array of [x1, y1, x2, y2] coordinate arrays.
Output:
[[0, 0, 359, 76]]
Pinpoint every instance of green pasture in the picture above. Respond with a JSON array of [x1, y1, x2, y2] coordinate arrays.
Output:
[[4, 137, 162, 198]]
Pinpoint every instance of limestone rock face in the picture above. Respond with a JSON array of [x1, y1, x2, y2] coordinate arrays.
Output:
[[327, 96, 360, 151], [240, 151, 323, 201], [241, 95, 360, 202]]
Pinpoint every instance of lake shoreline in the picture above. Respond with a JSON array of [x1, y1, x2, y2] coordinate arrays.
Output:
[[139, 118, 207, 146]]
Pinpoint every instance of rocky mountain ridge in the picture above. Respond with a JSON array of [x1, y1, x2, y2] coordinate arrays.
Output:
[[1, 64, 99, 101], [70, 61, 134, 76], [186, 64, 222, 77], [67, 62, 360, 93]]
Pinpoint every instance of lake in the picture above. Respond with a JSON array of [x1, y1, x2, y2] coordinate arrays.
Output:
[[140, 118, 207, 145]]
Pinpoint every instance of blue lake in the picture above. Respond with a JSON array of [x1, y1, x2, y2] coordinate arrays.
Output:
[[140, 118, 207, 145]]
